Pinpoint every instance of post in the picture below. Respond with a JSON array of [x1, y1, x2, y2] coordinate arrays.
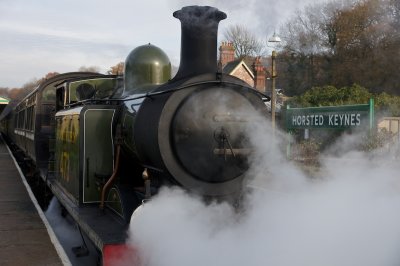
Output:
[[369, 98, 374, 133], [267, 32, 281, 133], [271, 50, 277, 133], [286, 104, 292, 159]]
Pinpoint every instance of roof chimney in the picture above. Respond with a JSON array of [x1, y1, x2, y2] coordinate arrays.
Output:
[[219, 41, 235, 67], [252, 56, 266, 93]]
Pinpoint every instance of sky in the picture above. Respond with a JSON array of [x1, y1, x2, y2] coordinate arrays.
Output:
[[0, 0, 322, 88]]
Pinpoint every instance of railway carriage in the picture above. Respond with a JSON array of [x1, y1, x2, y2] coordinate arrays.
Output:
[[1, 73, 106, 175]]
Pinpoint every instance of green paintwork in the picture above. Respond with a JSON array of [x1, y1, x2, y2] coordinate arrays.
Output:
[[106, 187, 124, 218], [286, 99, 374, 130], [55, 106, 116, 204], [118, 98, 145, 159], [0, 96, 9, 104], [82, 108, 115, 203], [124, 44, 171, 94], [55, 108, 81, 202], [122, 112, 135, 152]]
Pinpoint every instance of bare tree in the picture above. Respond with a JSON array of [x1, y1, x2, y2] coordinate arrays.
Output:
[[5, 78, 39, 100], [281, 4, 327, 56], [0, 87, 9, 98], [78, 66, 101, 73], [279, 0, 400, 95], [224, 25, 265, 58], [43, 72, 59, 80], [107, 62, 124, 75]]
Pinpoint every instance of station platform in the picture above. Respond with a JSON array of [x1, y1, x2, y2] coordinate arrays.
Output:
[[0, 136, 68, 266]]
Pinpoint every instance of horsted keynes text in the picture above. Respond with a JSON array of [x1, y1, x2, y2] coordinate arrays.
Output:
[[291, 113, 361, 127], [286, 100, 374, 130]]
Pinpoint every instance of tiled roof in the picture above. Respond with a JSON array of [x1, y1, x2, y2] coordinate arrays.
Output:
[[222, 57, 255, 77], [222, 59, 244, 74]]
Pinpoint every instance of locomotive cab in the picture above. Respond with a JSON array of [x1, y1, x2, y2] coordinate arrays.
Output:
[[55, 75, 121, 111]]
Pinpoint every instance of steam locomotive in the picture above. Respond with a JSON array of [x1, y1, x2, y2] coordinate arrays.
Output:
[[0, 6, 269, 264]]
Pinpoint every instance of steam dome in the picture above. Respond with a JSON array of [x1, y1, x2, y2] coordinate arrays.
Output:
[[124, 44, 171, 94]]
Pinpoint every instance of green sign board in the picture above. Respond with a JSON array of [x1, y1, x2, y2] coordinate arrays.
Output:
[[0, 96, 9, 105], [286, 99, 374, 130]]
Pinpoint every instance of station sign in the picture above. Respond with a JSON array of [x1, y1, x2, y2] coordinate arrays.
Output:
[[286, 99, 374, 130], [0, 96, 9, 105], [0, 96, 9, 115]]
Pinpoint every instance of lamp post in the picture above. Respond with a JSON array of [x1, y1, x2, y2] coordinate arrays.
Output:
[[268, 32, 281, 132]]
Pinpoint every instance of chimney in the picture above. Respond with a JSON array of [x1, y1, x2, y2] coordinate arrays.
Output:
[[219, 42, 235, 67], [173, 6, 226, 80], [252, 56, 266, 93]]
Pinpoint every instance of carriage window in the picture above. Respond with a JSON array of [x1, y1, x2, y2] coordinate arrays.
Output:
[[42, 85, 56, 102], [18, 109, 26, 129], [26, 108, 31, 130], [31, 106, 36, 130], [56, 86, 66, 110], [22, 109, 27, 129], [25, 105, 35, 131], [17, 111, 21, 129], [41, 104, 54, 126], [14, 113, 18, 129]]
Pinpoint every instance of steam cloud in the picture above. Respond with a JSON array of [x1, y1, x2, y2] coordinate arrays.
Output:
[[127, 117, 400, 266], [45, 198, 98, 265]]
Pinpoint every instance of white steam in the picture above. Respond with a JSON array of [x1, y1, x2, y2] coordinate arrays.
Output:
[[45, 197, 99, 265], [127, 118, 400, 266]]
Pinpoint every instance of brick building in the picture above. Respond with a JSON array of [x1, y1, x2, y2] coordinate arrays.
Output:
[[218, 42, 267, 94], [218, 42, 289, 116]]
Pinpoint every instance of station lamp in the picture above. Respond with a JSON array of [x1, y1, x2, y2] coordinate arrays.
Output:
[[267, 32, 281, 132]]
